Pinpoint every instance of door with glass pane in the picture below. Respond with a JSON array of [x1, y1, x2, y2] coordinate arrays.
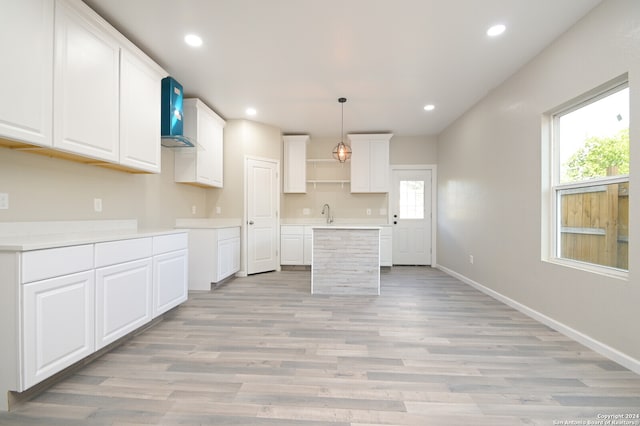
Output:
[[391, 169, 432, 265]]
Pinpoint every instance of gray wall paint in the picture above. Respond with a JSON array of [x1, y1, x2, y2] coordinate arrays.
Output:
[[281, 135, 437, 221], [0, 146, 206, 228], [437, 0, 639, 362]]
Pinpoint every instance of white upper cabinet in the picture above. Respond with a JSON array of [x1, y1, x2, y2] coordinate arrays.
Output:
[[1, 0, 165, 173], [283, 135, 308, 193], [348, 133, 392, 193], [54, 0, 120, 162], [119, 48, 163, 173], [0, 0, 54, 147], [175, 98, 226, 187]]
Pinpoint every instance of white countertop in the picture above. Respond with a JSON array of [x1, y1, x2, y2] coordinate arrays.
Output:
[[0, 220, 186, 251]]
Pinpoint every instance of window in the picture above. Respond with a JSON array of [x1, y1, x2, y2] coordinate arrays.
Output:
[[549, 78, 629, 273], [399, 180, 424, 219]]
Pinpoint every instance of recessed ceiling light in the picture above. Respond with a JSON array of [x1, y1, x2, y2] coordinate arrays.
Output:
[[184, 34, 203, 47], [487, 24, 506, 37], [424, 104, 435, 111], [246, 107, 257, 116]]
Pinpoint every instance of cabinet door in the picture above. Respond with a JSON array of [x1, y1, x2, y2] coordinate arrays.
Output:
[[349, 139, 370, 192], [153, 249, 188, 317], [231, 237, 241, 273], [54, 0, 119, 162], [210, 123, 224, 187], [177, 99, 225, 187], [369, 140, 390, 192], [283, 135, 308, 193], [195, 107, 218, 186], [95, 258, 152, 349], [119, 48, 162, 173], [217, 238, 232, 281], [280, 230, 304, 265], [22, 270, 95, 389], [0, 0, 53, 147]]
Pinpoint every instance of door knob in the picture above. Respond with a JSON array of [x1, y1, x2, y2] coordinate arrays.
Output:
[[393, 214, 398, 218], [249, 220, 254, 225]]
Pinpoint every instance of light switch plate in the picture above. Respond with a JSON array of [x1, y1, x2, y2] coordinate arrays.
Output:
[[0, 193, 8, 210]]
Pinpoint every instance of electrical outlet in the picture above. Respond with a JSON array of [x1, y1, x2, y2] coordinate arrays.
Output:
[[469, 255, 474, 264], [302, 208, 311, 215], [192, 205, 197, 214], [0, 193, 8, 210], [379, 208, 387, 215], [94, 198, 102, 212], [216, 206, 222, 214], [366, 208, 372, 216]]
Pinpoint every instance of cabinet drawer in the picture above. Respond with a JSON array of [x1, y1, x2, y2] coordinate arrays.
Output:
[[217, 227, 240, 240], [21, 244, 94, 284], [153, 233, 188, 255], [95, 237, 152, 268]]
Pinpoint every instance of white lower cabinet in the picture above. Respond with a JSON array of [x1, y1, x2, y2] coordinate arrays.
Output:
[[22, 270, 95, 389], [95, 258, 152, 349], [153, 233, 188, 317], [280, 226, 304, 265], [186, 227, 241, 291], [1, 231, 189, 407]]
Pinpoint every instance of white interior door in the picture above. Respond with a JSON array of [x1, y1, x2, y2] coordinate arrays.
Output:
[[391, 169, 432, 265], [247, 158, 279, 274]]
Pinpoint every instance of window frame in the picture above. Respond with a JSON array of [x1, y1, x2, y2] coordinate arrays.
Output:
[[546, 76, 629, 278]]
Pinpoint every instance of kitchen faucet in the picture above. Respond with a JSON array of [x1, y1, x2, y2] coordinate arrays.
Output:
[[321, 203, 334, 224]]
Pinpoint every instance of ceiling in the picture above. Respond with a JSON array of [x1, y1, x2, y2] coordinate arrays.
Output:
[[84, 0, 601, 138]]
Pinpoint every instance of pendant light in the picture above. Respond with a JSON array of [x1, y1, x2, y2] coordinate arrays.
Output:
[[332, 97, 352, 163]]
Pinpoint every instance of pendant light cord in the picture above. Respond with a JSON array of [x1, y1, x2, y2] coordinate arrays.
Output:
[[339, 97, 347, 141]]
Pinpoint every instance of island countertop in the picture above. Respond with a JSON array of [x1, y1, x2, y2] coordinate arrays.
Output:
[[310, 225, 382, 230]]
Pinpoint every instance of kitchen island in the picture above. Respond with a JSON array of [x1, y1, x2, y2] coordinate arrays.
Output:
[[311, 226, 380, 295]]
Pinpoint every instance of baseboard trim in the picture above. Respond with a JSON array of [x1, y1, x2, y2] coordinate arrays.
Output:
[[434, 264, 640, 376]]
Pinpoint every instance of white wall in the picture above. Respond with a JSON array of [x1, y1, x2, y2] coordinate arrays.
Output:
[[437, 0, 640, 366]]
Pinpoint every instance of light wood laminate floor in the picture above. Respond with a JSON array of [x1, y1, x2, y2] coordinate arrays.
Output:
[[1, 267, 639, 425]]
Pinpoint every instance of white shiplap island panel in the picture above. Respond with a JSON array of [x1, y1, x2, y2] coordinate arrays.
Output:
[[311, 226, 380, 295]]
